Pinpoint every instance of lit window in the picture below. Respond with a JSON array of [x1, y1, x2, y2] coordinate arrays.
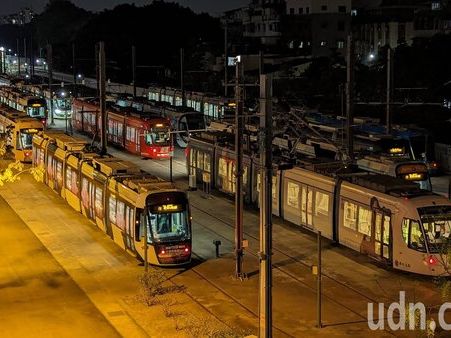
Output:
[[432, 2, 441, 10], [287, 182, 299, 208], [351, 9, 357, 16], [196, 151, 204, 169], [315, 192, 329, 216], [320, 41, 327, 46], [358, 207, 372, 236], [204, 153, 211, 173], [343, 201, 357, 230], [402, 219, 409, 244], [337, 40, 345, 49], [218, 157, 227, 176], [109, 195, 117, 224], [409, 220, 425, 251]]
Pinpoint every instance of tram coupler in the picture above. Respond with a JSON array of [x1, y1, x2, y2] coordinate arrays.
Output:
[[213, 240, 222, 258]]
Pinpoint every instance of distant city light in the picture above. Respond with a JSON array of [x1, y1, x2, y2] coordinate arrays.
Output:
[[77, 74, 83, 78], [369, 53, 375, 60], [36, 59, 40, 64], [0, 47, 4, 52]]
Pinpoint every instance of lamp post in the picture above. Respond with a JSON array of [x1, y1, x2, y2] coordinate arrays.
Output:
[[0, 47, 4, 74]]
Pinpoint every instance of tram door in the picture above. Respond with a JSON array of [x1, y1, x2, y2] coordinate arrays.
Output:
[[372, 211, 392, 261]]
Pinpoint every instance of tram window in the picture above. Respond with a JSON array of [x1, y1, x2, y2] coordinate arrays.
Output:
[[218, 157, 227, 177], [197, 151, 204, 169], [95, 186, 103, 218], [117, 201, 125, 230], [287, 182, 299, 208], [56, 161, 63, 188], [204, 153, 211, 172], [81, 177, 89, 209], [190, 149, 196, 168], [145, 133, 153, 145], [402, 219, 409, 244], [272, 177, 277, 201], [358, 207, 372, 236], [66, 166, 72, 191], [243, 166, 248, 186], [315, 191, 329, 216], [343, 201, 358, 230], [409, 220, 426, 252], [109, 195, 117, 224]]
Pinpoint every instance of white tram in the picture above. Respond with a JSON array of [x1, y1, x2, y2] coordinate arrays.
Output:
[[279, 167, 451, 276]]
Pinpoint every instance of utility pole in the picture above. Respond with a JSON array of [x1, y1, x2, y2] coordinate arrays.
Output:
[[30, 32, 34, 77], [72, 43, 76, 86], [224, 23, 228, 97], [23, 38, 27, 74], [234, 60, 245, 279], [17, 38, 20, 76], [180, 48, 185, 106], [47, 44, 54, 126], [99, 41, 107, 155], [345, 35, 354, 160], [386, 47, 392, 134], [258, 73, 273, 338], [95, 43, 100, 98], [132, 45, 136, 98]]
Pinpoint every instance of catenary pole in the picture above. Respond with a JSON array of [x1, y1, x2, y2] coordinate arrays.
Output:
[[386, 47, 392, 134], [346, 35, 354, 160], [258, 73, 273, 338], [99, 41, 107, 155], [234, 60, 244, 278], [132, 45, 136, 98], [47, 44, 54, 126]]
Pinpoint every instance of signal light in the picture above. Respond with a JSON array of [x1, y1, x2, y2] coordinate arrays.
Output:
[[427, 256, 437, 265], [160, 250, 166, 255], [25, 152, 30, 157], [184, 247, 189, 253]]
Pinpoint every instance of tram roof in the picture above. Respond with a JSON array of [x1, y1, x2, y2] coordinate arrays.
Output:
[[348, 173, 424, 197]]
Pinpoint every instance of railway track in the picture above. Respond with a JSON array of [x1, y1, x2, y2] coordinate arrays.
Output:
[[189, 202, 398, 336]]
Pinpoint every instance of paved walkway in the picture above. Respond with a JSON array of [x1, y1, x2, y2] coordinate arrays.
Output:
[[0, 195, 120, 338]]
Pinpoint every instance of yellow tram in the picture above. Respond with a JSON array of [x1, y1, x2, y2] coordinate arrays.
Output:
[[33, 132, 192, 266], [0, 106, 43, 162]]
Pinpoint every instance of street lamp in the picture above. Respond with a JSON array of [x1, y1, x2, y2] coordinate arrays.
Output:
[[0, 47, 4, 74]]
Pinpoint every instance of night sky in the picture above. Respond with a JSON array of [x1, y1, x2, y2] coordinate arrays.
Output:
[[1, 0, 249, 16]]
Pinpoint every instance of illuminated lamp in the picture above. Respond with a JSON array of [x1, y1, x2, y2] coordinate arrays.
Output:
[[427, 256, 437, 265]]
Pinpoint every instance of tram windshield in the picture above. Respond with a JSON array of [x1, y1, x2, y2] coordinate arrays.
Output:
[[55, 98, 70, 110], [27, 106, 46, 118], [17, 128, 40, 150], [147, 208, 190, 242], [418, 206, 451, 253], [145, 127, 170, 145], [184, 114, 206, 131]]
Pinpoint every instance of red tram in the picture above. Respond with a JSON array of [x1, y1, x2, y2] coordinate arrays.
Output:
[[72, 97, 172, 159]]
